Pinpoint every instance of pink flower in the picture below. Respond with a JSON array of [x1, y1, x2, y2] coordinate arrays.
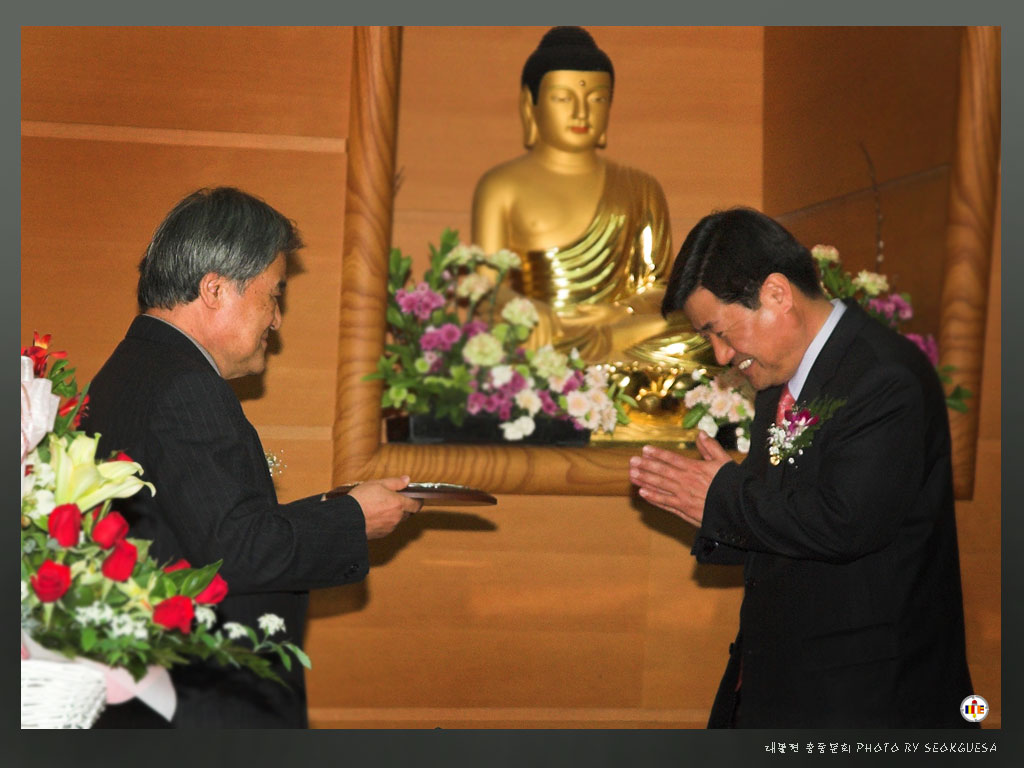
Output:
[[906, 333, 939, 366], [467, 392, 488, 415], [396, 282, 445, 321], [438, 323, 462, 348], [463, 320, 488, 339]]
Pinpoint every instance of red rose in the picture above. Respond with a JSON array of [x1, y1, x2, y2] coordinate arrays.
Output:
[[92, 512, 129, 548], [195, 573, 229, 605], [48, 503, 82, 547], [30, 560, 72, 602], [101, 539, 137, 582], [152, 595, 195, 634], [114, 451, 134, 462], [164, 559, 191, 573]]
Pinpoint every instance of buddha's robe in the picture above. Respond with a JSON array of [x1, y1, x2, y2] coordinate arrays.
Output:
[[504, 160, 710, 369]]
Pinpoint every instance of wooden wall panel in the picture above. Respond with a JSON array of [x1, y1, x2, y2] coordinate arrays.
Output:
[[22, 26, 351, 138], [777, 168, 952, 337], [305, 493, 739, 728], [763, 26, 960, 215]]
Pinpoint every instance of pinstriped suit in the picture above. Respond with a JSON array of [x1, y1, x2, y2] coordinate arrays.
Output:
[[695, 301, 975, 728], [82, 315, 369, 728]]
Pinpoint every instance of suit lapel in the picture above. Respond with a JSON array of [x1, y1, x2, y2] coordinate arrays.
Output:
[[797, 299, 869, 405]]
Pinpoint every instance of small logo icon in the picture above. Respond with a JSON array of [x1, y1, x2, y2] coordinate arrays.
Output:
[[960, 694, 989, 723]]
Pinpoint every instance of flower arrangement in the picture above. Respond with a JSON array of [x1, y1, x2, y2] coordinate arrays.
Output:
[[366, 229, 633, 441], [767, 395, 847, 467], [21, 335, 310, 689], [811, 244, 971, 413], [679, 368, 755, 453]]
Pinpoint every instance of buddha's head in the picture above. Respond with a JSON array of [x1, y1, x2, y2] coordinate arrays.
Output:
[[520, 26, 615, 152]]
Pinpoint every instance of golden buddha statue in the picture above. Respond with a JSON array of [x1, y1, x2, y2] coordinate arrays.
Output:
[[471, 26, 715, 435]]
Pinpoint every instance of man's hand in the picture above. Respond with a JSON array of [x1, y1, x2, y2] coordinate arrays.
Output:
[[347, 475, 422, 539], [628, 431, 732, 526]]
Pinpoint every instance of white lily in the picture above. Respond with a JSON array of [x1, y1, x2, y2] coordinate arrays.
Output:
[[50, 433, 155, 511]]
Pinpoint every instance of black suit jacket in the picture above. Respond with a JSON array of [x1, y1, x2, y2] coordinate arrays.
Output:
[[82, 316, 370, 728], [695, 301, 975, 728]]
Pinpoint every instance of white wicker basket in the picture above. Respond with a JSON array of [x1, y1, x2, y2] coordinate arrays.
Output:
[[21, 659, 107, 729]]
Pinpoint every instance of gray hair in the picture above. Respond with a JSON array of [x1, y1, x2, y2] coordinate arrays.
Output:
[[137, 187, 303, 310]]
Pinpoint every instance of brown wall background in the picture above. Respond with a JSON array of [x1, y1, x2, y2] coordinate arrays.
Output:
[[20, 26, 999, 728]]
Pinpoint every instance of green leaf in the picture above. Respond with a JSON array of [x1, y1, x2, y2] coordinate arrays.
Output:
[[284, 642, 312, 669], [682, 403, 709, 429], [178, 561, 222, 598], [81, 626, 97, 651]]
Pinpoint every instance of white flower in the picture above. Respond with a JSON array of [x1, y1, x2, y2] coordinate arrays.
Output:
[[111, 613, 146, 639], [21, 359, 60, 465], [462, 332, 504, 367], [708, 390, 733, 420], [565, 390, 592, 419], [691, 367, 708, 381], [697, 413, 719, 438], [684, 384, 712, 409], [456, 272, 494, 302], [258, 613, 286, 637], [584, 365, 609, 390], [852, 269, 889, 297], [727, 393, 753, 424], [532, 345, 570, 380], [515, 388, 543, 416], [500, 297, 539, 328], [737, 435, 751, 453], [443, 242, 486, 268], [224, 622, 249, 640], [24, 488, 57, 522], [499, 415, 536, 441], [810, 244, 840, 263], [490, 365, 514, 388], [599, 405, 618, 433], [485, 248, 521, 271], [195, 605, 217, 629]]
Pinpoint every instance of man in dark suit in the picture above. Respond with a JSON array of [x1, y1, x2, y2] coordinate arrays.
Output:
[[83, 187, 421, 728], [629, 208, 976, 728]]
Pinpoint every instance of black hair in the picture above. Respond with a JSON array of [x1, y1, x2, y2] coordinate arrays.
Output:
[[661, 207, 824, 316], [521, 26, 614, 103], [137, 187, 302, 310]]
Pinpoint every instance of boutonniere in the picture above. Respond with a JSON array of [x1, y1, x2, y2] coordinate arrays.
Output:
[[767, 396, 847, 467]]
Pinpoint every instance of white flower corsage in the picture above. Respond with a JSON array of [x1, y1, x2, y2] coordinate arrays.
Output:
[[766, 396, 846, 467]]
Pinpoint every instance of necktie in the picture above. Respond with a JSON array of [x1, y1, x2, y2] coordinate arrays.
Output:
[[775, 385, 795, 426]]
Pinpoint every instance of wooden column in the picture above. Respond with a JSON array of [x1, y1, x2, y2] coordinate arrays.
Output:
[[938, 26, 1000, 499], [332, 26, 402, 485]]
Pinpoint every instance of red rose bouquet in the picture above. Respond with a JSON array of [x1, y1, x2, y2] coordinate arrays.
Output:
[[21, 336, 310, 705]]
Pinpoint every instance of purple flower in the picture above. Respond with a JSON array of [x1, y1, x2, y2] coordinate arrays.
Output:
[[906, 333, 939, 366], [537, 389, 558, 416], [867, 296, 895, 320], [889, 294, 913, 321], [467, 392, 487, 415], [562, 370, 585, 394]]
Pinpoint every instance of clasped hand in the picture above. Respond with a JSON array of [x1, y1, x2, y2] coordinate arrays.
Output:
[[629, 431, 731, 527]]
